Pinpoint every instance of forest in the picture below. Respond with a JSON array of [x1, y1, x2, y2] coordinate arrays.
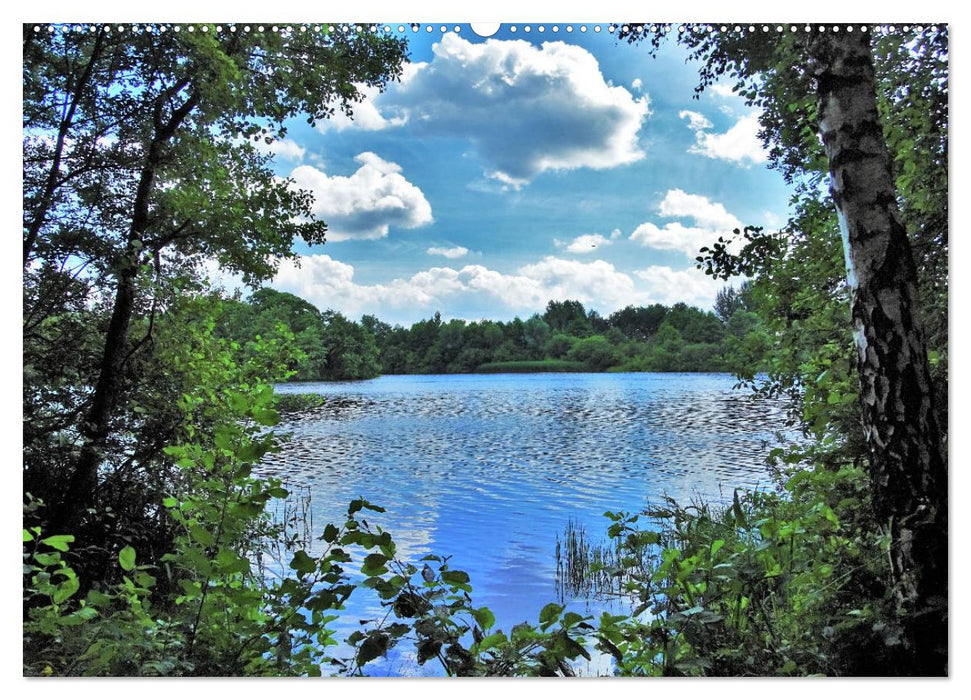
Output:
[[219, 286, 765, 379], [23, 22, 947, 677]]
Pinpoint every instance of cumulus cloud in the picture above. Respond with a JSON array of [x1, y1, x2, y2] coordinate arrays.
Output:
[[709, 83, 736, 98], [679, 110, 712, 131], [631, 77, 643, 91], [328, 34, 650, 186], [288, 152, 432, 241], [518, 257, 637, 310], [269, 254, 640, 324], [251, 136, 306, 162], [556, 232, 617, 254], [317, 82, 407, 132], [427, 246, 469, 259], [683, 112, 767, 166], [657, 189, 742, 231], [634, 265, 726, 308], [630, 189, 743, 258], [630, 221, 721, 257]]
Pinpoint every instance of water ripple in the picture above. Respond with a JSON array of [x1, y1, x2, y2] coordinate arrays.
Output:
[[262, 373, 797, 671]]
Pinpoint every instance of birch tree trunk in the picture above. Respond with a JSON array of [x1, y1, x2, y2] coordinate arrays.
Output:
[[810, 27, 947, 675]]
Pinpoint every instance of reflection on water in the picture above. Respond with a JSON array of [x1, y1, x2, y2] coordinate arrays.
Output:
[[259, 372, 794, 675]]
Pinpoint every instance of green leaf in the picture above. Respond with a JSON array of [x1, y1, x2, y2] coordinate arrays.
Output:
[[33, 552, 60, 567], [356, 634, 389, 665], [440, 569, 470, 587], [41, 535, 74, 552], [213, 427, 234, 450], [266, 485, 289, 499], [189, 524, 215, 547], [473, 606, 496, 631], [478, 632, 507, 651], [289, 550, 316, 576], [53, 574, 80, 604], [135, 571, 157, 589], [597, 636, 624, 661], [322, 523, 339, 543], [539, 602, 564, 627], [118, 545, 136, 572], [252, 408, 280, 426], [23, 529, 34, 542], [562, 611, 588, 629], [361, 553, 389, 576], [561, 635, 591, 661]]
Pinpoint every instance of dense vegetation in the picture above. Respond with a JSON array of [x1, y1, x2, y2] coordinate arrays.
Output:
[[218, 287, 767, 379], [23, 23, 947, 677]]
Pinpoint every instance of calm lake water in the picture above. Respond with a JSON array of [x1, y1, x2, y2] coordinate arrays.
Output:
[[260, 372, 794, 675]]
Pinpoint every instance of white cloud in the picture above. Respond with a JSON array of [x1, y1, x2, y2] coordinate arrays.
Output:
[[268, 254, 641, 324], [251, 136, 305, 162], [630, 221, 720, 257], [679, 110, 712, 131], [633, 265, 726, 308], [630, 189, 743, 258], [427, 246, 469, 259], [657, 189, 742, 231], [683, 112, 767, 166], [288, 152, 432, 241], [517, 257, 637, 311], [631, 77, 643, 91], [336, 34, 650, 186], [316, 82, 407, 132], [709, 83, 736, 98], [556, 233, 615, 254], [762, 210, 785, 229]]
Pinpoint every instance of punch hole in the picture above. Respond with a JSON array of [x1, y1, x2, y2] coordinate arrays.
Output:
[[470, 23, 501, 37]]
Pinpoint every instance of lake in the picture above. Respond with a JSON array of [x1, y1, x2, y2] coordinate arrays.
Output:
[[260, 372, 794, 675]]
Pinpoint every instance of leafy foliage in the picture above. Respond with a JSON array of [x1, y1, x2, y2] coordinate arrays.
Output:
[[586, 463, 901, 676], [235, 295, 762, 377]]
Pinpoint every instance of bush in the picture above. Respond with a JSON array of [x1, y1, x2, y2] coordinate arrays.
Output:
[[590, 462, 901, 676]]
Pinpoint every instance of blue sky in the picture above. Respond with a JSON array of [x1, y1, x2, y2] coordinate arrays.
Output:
[[235, 24, 794, 326]]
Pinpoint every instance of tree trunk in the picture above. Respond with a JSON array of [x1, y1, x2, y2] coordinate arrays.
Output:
[[810, 28, 947, 675], [55, 171, 153, 530], [56, 87, 197, 528]]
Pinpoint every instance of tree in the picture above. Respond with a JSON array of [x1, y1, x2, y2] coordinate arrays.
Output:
[[542, 300, 587, 333], [319, 311, 381, 380], [644, 322, 684, 372], [621, 23, 948, 674], [23, 23, 408, 530], [713, 282, 752, 323], [522, 315, 552, 359], [807, 30, 946, 671], [607, 304, 668, 340], [566, 335, 620, 372]]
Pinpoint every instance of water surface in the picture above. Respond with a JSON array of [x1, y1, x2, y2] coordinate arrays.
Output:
[[260, 372, 792, 674]]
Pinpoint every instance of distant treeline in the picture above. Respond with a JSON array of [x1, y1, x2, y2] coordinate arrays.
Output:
[[218, 285, 770, 381]]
